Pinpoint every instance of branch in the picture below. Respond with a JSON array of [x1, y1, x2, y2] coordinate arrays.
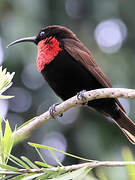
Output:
[[58, 160, 135, 170], [13, 88, 135, 143], [3, 161, 135, 175]]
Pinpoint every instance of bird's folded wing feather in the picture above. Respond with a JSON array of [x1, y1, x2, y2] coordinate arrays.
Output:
[[63, 38, 125, 112]]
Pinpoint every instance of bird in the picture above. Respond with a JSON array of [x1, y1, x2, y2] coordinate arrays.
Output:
[[7, 25, 135, 144]]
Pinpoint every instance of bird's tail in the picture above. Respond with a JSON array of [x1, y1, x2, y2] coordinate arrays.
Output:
[[114, 110, 135, 144]]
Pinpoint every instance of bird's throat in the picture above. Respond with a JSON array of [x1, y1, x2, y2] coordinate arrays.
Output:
[[36, 37, 62, 72]]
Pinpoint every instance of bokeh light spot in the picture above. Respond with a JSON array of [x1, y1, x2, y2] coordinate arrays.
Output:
[[7, 113, 23, 130], [94, 19, 127, 53], [8, 87, 32, 113], [0, 99, 8, 118], [40, 132, 67, 165], [21, 63, 44, 90], [58, 107, 79, 125]]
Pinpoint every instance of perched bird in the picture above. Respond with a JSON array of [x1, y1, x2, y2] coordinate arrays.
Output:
[[7, 25, 135, 144]]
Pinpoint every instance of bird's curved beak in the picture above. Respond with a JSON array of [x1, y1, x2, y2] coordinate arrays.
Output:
[[7, 36, 36, 48]]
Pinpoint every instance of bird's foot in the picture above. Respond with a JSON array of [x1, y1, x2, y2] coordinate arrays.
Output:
[[49, 103, 63, 118], [77, 90, 88, 105]]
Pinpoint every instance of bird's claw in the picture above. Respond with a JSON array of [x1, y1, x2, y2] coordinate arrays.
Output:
[[77, 90, 88, 105], [49, 103, 63, 118]]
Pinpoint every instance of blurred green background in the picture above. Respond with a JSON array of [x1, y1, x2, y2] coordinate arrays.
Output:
[[0, 0, 135, 179]]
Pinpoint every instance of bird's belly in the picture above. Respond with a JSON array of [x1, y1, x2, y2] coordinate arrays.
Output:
[[41, 50, 118, 117], [41, 50, 102, 100]]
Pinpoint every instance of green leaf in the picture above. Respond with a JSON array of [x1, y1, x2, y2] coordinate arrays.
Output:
[[0, 95, 14, 99], [8, 156, 24, 168], [0, 119, 14, 164], [36, 172, 56, 180], [28, 142, 93, 162], [0, 175, 16, 180], [3, 120, 14, 163], [35, 147, 47, 164], [39, 168, 67, 179], [0, 163, 18, 171], [34, 161, 53, 168], [17, 117, 37, 130], [11, 175, 27, 180], [0, 171, 19, 175], [36, 173, 51, 180], [47, 171, 59, 179], [49, 150, 63, 167], [52, 166, 90, 180], [21, 156, 39, 169], [18, 173, 44, 180], [73, 167, 91, 180], [10, 174, 44, 180], [9, 154, 30, 169], [0, 66, 15, 96], [96, 168, 108, 180], [122, 147, 135, 180]]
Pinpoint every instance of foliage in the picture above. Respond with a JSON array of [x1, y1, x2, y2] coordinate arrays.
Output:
[[0, 66, 15, 165], [122, 147, 135, 180], [0, 117, 14, 165], [0, 66, 15, 99], [0, 135, 135, 179], [0, 133, 92, 179]]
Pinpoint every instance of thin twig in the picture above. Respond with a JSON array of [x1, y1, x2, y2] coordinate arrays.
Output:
[[12, 88, 135, 143], [1, 161, 135, 175]]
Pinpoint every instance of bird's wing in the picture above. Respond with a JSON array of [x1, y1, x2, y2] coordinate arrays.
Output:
[[63, 38, 125, 112]]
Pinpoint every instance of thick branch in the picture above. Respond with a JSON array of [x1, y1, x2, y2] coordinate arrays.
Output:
[[13, 88, 135, 143]]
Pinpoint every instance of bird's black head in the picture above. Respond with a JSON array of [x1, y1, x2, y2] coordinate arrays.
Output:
[[35, 25, 77, 44], [7, 25, 77, 48]]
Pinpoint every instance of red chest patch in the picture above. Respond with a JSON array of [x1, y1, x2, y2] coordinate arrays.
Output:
[[36, 37, 62, 72]]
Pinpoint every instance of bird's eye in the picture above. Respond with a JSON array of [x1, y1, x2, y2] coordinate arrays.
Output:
[[40, 31, 45, 37]]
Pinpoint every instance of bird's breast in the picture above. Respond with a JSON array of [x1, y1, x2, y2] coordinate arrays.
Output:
[[36, 37, 62, 72]]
